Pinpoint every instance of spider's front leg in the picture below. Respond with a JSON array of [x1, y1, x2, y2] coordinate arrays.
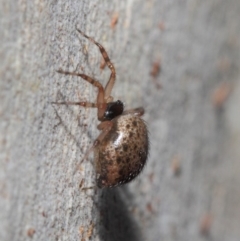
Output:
[[55, 69, 107, 120], [75, 27, 116, 101], [52, 101, 97, 108]]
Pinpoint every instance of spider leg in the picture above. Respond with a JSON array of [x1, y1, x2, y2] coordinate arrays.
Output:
[[74, 121, 113, 174], [123, 107, 145, 116], [76, 27, 116, 102], [87, 121, 114, 156], [57, 69, 106, 120], [95, 121, 113, 140], [52, 101, 97, 108]]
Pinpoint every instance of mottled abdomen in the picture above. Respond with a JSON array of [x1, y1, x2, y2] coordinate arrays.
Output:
[[95, 114, 149, 188]]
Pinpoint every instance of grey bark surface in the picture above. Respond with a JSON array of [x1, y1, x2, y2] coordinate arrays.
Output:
[[1, 0, 240, 241]]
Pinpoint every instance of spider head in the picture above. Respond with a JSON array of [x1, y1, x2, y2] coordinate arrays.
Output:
[[103, 100, 124, 121]]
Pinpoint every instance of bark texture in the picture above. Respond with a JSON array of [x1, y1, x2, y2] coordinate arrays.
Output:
[[1, 0, 240, 241]]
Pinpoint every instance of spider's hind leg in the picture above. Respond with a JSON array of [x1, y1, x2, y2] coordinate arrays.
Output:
[[123, 107, 145, 116]]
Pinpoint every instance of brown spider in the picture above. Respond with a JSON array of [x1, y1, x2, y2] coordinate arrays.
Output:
[[53, 27, 149, 188]]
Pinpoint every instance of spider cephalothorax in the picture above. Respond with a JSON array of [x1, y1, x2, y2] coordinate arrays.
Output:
[[102, 100, 124, 121]]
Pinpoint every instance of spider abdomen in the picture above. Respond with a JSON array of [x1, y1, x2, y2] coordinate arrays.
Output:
[[95, 114, 149, 188]]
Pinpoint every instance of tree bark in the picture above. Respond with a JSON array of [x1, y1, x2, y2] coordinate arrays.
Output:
[[1, 0, 240, 240]]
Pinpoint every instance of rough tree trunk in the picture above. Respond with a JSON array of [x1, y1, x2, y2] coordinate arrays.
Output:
[[1, 0, 240, 241]]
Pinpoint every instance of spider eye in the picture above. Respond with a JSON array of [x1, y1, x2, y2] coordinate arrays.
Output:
[[104, 100, 124, 120]]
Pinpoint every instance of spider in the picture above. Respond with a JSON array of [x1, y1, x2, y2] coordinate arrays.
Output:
[[53, 27, 149, 188]]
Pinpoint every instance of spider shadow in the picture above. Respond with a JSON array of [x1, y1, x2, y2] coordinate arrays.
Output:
[[97, 186, 143, 241]]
